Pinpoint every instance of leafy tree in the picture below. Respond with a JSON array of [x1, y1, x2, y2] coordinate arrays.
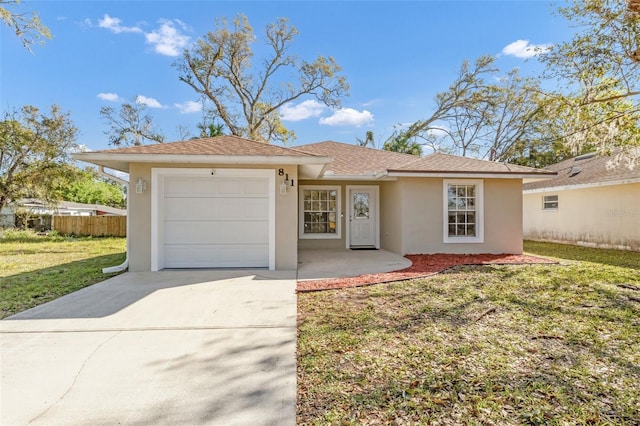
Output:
[[395, 56, 547, 161], [100, 98, 164, 147], [0, 105, 78, 210], [427, 68, 544, 161], [175, 14, 349, 144], [383, 133, 422, 156], [538, 0, 640, 157], [60, 168, 125, 208], [196, 111, 225, 138], [196, 121, 225, 138], [0, 0, 51, 52], [397, 55, 498, 145], [356, 130, 376, 148]]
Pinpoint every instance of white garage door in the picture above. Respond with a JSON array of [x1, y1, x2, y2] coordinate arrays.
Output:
[[162, 175, 270, 268]]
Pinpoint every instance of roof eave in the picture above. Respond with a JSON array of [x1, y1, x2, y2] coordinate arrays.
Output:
[[313, 170, 390, 181], [387, 170, 557, 179], [524, 177, 640, 193], [73, 152, 333, 173]]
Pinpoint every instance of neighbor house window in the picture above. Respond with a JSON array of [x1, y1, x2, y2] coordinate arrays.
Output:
[[543, 195, 558, 210], [443, 179, 484, 243], [299, 186, 341, 239]]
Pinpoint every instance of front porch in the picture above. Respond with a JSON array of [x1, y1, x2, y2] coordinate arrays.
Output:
[[297, 248, 411, 281]]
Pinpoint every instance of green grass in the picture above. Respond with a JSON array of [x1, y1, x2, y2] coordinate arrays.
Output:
[[0, 229, 126, 319], [297, 241, 640, 425]]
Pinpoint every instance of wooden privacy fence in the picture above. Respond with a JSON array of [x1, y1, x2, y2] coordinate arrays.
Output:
[[53, 216, 126, 237]]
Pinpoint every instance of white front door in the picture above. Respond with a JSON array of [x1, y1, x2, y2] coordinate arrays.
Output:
[[348, 186, 379, 248]]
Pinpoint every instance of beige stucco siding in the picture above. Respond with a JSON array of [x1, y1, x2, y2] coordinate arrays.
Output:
[[297, 180, 382, 250], [298, 177, 524, 255], [127, 162, 298, 272], [523, 183, 640, 251], [379, 181, 403, 254], [400, 177, 523, 254]]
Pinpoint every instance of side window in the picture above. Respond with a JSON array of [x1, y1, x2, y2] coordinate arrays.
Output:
[[443, 179, 484, 243], [543, 195, 558, 210]]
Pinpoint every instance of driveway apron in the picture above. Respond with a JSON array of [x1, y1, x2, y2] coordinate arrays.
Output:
[[0, 270, 297, 426]]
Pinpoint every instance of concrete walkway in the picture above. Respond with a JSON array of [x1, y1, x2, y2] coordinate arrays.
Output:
[[1, 270, 297, 426], [297, 248, 412, 280]]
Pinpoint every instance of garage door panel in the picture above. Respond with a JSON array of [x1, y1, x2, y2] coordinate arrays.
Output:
[[164, 245, 268, 268], [164, 221, 268, 245], [164, 197, 268, 221], [165, 177, 268, 197], [160, 173, 271, 269]]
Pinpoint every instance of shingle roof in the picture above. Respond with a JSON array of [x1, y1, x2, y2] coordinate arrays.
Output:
[[523, 151, 640, 191], [95, 135, 320, 158], [80, 136, 554, 178], [295, 141, 419, 175], [393, 152, 554, 175], [296, 141, 553, 176]]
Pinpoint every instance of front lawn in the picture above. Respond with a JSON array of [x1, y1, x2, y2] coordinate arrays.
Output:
[[0, 230, 126, 319], [297, 241, 640, 425]]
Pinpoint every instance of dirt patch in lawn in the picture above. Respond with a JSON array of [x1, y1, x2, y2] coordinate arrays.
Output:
[[297, 253, 556, 292]]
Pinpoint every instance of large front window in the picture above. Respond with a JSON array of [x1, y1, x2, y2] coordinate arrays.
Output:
[[299, 186, 341, 239], [443, 179, 483, 243]]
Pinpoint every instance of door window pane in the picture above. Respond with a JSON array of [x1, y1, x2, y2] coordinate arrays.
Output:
[[353, 193, 369, 219]]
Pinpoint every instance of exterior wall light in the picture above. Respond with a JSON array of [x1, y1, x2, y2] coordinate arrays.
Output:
[[135, 178, 147, 194]]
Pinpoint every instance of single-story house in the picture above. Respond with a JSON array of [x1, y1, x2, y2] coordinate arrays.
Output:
[[16, 199, 126, 216], [523, 151, 640, 251], [0, 199, 126, 229], [74, 136, 555, 272]]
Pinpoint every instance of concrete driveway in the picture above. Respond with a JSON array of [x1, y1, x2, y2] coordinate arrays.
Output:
[[0, 270, 297, 426]]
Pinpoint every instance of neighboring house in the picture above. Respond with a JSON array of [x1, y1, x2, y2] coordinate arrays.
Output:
[[0, 199, 126, 229], [74, 136, 555, 272], [15, 199, 126, 216], [523, 152, 640, 251], [0, 206, 15, 228]]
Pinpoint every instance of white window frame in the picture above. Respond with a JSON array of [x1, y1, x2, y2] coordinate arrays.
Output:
[[299, 185, 341, 239], [543, 194, 559, 211], [443, 179, 484, 244]]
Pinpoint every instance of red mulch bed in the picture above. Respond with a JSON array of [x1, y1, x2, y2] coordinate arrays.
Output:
[[297, 253, 557, 292]]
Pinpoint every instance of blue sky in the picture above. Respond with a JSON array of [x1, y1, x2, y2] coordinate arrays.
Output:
[[1, 1, 572, 152]]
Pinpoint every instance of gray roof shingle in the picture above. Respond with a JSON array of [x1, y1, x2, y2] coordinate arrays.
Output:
[[95, 135, 321, 158], [296, 141, 554, 176], [523, 152, 640, 191]]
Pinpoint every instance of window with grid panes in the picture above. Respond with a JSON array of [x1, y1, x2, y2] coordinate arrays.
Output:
[[300, 186, 340, 238], [443, 179, 483, 243]]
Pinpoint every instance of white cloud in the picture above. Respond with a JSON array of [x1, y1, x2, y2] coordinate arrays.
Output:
[[98, 14, 142, 34], [319, 108, 374, 127], [502, 39, 551, 59], [136, 95, 164, 108], [175, 100, 202, 114], [362, 99, 383, 107], [97, 92, 121, 102], [70, 144, 90, 153], [280, 100, 326, 121], [145, 19, 191, 56]]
